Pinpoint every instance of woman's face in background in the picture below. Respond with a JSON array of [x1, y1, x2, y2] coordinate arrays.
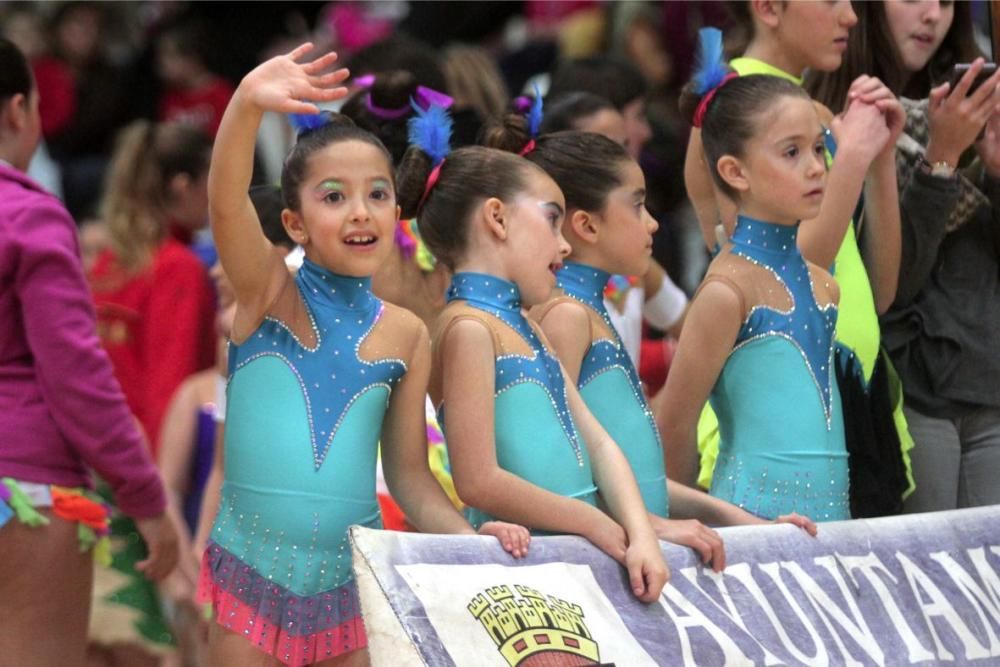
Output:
[[884, 0, 955, 73]]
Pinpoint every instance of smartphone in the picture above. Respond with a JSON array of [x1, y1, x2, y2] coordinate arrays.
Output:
[[951, 62, 999, 93]]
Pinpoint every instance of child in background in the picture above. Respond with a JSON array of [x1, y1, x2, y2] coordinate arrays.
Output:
[[486, 121, 817, 569], [156, 18, 235, 138], [201, 44, 528, 665], [541, 91, 629, 147], [87, 121, 216, 458], [85, 120, 216, 662], [658, 34, 894, 522], [397, 105, 668, 601]]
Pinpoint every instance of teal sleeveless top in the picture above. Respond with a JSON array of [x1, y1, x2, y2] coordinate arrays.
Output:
[[442, 272, 598, 530], [710, 216, 850, 521], [203, 258, 407, 641], [556, 262, 668, 518]]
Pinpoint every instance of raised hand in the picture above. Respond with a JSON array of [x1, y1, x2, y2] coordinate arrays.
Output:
[[829, 99, 891, 167], [238, 43, 351, 115], [478, 521, 531, 559], [847, 75, 906, 153]]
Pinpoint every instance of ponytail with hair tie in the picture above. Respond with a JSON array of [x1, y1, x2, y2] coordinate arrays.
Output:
[[691, 28, 737, 129], [407, 103, 453, 211], [519, 84, 544, 156]]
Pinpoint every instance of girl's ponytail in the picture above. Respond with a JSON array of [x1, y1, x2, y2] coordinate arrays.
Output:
[[679, 28, 734, 128], [480, 112, 531, 154], [397, 103, 453, 220], [484, 89, 631, 215], [397, 103, 537, 270], [679, 27, 809, 198], [100, 120, 213, 271], [481, 88, 542, 155], [101, 121, 163, 271]]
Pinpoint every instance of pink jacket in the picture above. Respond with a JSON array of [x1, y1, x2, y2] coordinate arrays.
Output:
[[0, 163, 165, 518]]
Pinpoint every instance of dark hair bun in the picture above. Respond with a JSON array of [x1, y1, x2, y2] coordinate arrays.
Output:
[[480, 112, 530, 153]]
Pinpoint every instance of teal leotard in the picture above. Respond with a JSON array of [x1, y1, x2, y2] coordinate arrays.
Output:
[[556, 262, 668, 518], [200, 258, 406, 663], [440, 272, 597, 531], [709, 216, 849, 521]]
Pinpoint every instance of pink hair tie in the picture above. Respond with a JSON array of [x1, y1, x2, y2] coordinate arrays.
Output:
[[693, 72, 738, 129], [518, 139, 536, 156], [418, 160, 444, 211]]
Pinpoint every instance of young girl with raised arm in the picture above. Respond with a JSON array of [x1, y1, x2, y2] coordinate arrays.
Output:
[[481, 123, 818, 568], [199, 44, 528, 666], [396, 110, 668, 602], [658, 38, 897, 522]]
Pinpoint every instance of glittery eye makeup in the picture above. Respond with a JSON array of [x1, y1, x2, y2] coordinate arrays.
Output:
[[315, 180, 345, 200]]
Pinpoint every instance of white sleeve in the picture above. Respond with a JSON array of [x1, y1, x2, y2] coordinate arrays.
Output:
[[214, 374, 228, 424], [643, 274, 688, 330]]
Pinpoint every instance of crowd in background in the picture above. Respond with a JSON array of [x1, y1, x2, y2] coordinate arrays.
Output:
[[2, 1, 1000, 665]]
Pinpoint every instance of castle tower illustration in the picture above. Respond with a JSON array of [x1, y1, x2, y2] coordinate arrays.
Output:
[[468, 584, 602, 666]]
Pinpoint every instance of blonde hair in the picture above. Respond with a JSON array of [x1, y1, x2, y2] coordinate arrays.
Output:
[[442, 45, 508, 122], [99, 120, 211, 271]]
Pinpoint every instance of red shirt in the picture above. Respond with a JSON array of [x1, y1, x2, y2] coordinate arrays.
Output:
[[33, 56, 77, 137], [158, 77, 234, 137], [88, 238, 216, 456]]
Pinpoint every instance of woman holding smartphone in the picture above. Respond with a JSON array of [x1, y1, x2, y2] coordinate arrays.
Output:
[[809, 0, 1000, 513]]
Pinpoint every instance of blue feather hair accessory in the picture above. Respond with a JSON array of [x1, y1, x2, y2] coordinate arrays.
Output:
[[527, 83, 544, 138], [692, 27, 728, 95], [407, 102, 452, 167], [288, 111, 332, 135]]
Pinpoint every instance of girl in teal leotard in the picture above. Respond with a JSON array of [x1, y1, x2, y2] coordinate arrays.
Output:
[[396, 111, 668, 602], [657, 32, 898, 522], [199, 44, 528, 667], [481, 120, 817, 570]]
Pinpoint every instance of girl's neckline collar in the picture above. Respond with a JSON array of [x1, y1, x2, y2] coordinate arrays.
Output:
[[557, 262, 611, 311], [446, 272, 521, 312], [730, 214, 800, 255], [297, 257, 375, 310]]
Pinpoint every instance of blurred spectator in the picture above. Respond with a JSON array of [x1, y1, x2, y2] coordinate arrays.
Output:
[[549, 56, 651, 158], [87, 120, 216, 459], [541, 91, 627, 146], [44, 2, 130, 220], [156, 18, 234, 138], [443, 44, 510, 124], [321, 0, 403, 57]]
